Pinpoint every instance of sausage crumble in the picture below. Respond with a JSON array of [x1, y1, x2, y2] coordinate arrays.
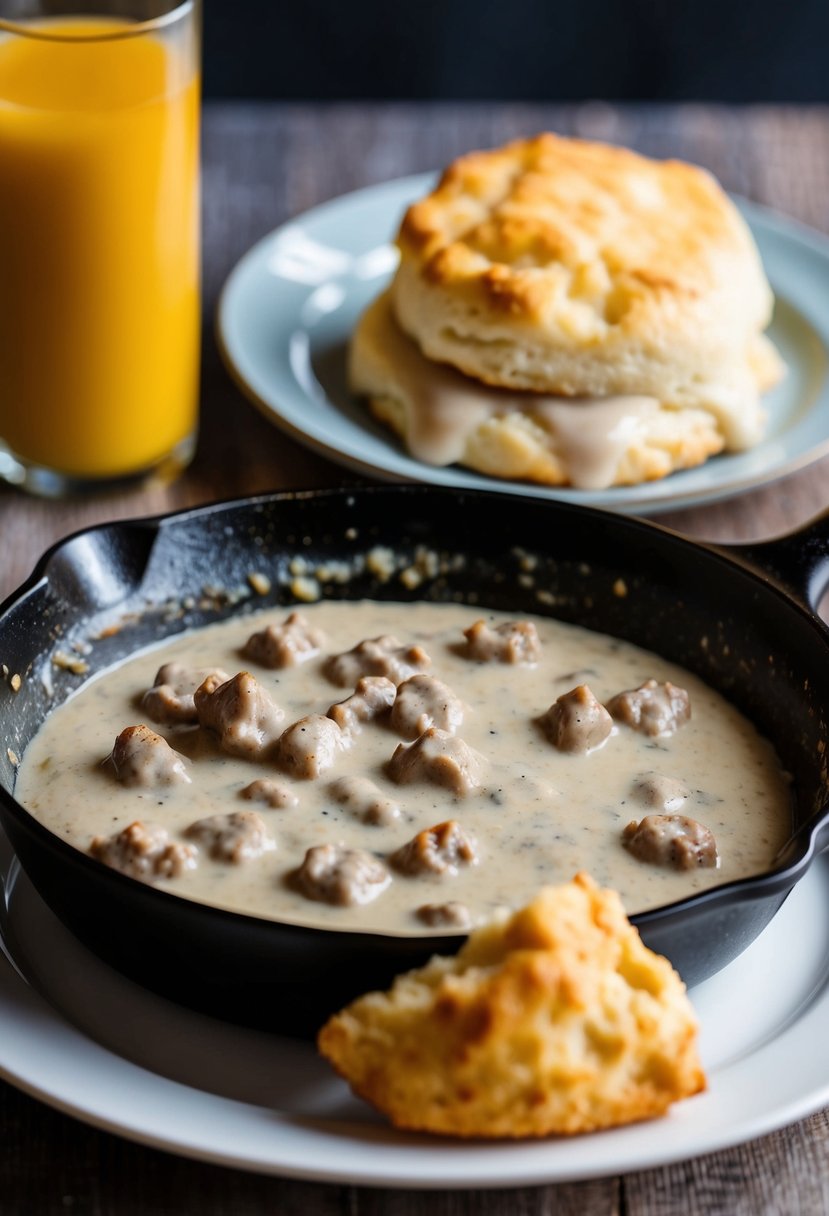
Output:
[[142, 663, 230, 726], [327, 676, 396, 735], [276, 714, 347, 779], [606, 680, 691, 737], [463, 619, 541, 664], [328, 776, 401, 826], [243, 611, 326, 669], [324, 635, 431, 687], [294, 843, 391, 906], [539, 684, 613, 754], [90, 821, 197, 880], [185, 810, 275, 863], [109, 724, 191, 788], [631, 772, 690, 813], [416, 900, 472, 928], [240, 778, 299, 809], [387, 728, 485, 796], [195, 671, 285, 759], [392, 820, 478, 876], [390, 674, 465, 739], [623, 814, 719, 870]]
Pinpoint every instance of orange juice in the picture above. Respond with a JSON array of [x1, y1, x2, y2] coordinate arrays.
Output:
[[0, 14, 200, 480]]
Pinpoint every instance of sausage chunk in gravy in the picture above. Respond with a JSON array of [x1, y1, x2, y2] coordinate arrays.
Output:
[[328, 776, 400, 826], [631, 773, 690, 813], [324, 635, 431, 688], [390, 675, 464, 739], [387, 728, 484, 796], [294, 843, 391, 906], [392, 820, 478, 876], [276, 714, 346, 779], [195, 671, 285, 759], [416, 901, 472, 929], [327, 676, 396, 735], [142, 663, 230, 726], [607, 680, 691, 737], [539, 684, 613, 755], [463, 619, 541, 664], [240, 778, 299, 809], [90, 820, 197, 880], [185, 810, 275, 863], [623, 814, 719, 870], [109, 724, 191, 788], [243, 611, 326, 669]]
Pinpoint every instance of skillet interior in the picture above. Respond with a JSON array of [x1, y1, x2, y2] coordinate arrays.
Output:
[[0, 485, 828, 1034]]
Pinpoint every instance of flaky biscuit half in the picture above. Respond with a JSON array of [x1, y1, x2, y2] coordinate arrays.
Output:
[[317, 873, 706, 1138], [392, 134, 783, 421]]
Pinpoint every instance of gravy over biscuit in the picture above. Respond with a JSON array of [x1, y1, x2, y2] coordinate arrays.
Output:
[[366, 292, 663, 489]]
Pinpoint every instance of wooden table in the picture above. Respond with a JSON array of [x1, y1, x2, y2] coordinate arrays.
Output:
[[2, 102, 829, 1214]]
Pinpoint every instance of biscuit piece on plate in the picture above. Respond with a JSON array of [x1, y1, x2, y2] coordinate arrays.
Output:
[[317, 873, 706, 1138], [349, 133, 784, 489]]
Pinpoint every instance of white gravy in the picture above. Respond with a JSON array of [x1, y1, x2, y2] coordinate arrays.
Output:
[[15, 600, 791, 934]]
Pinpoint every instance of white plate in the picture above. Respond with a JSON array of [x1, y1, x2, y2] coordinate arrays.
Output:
[[217, 173, 829, 516], [2, 828, 829, 1187]]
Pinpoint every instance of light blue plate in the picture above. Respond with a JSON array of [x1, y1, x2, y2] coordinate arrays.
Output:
[[217, 173, 829, 516]]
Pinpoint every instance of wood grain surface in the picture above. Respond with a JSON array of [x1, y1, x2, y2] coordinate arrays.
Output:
[[2, 102, 829, 1215]]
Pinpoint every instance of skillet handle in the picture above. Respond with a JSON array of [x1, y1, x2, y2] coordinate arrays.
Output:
[[723, 508, 829, 616]]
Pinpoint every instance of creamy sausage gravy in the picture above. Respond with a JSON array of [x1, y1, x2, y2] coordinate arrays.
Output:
[[15, 600, 791, 933]]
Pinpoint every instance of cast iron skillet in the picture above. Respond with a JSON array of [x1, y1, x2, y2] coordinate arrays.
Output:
[[1, 485, 828, 1035]]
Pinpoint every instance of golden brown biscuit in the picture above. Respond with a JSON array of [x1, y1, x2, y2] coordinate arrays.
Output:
[[351, 292, 725, 488], [391, 134, 783, 445], [317, 873, 706, 1138]]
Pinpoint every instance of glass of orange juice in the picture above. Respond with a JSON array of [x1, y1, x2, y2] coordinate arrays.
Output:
[[0, 0, 200, 496]]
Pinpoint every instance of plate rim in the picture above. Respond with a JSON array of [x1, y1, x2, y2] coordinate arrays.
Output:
[[3, 836, 829, 1188]]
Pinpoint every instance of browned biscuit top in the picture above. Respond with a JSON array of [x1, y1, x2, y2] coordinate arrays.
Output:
[[398, 132, 759, 327], [391, 133, 780, 409]]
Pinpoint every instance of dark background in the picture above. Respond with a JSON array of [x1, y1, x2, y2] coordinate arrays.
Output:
[[203, 0, 829, 102]]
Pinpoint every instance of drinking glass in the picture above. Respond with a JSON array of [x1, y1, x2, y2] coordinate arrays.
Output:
[[0, 0, 200, 496]]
